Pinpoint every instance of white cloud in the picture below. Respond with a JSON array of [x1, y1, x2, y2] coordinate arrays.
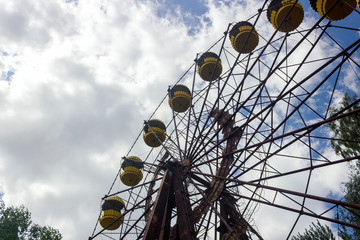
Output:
[[0, 0, 359, 239]]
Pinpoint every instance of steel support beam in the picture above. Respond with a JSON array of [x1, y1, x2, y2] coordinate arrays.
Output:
[[173, 165, 197, 240], [143, 170, 174, 240]]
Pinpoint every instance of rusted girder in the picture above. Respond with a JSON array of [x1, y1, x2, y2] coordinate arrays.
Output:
[[143, 169, 174, 240], [219, 194, 249, 240], [143, 162, 198, 240], [173, 164, 198, 240], [145, 152, 170, 222], [193, 108, 242, 222]]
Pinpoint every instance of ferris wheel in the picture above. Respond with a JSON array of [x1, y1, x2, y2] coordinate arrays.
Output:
[[89, 0, 360, 239]]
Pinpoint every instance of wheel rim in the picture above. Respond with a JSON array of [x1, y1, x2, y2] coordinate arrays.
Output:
[[90, 2, 360, 239]]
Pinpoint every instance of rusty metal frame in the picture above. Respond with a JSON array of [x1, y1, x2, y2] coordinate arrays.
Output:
[[143, 169, 174, 240], [143, 164, 197, 240]]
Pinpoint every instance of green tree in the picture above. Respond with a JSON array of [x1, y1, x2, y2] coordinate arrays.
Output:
[[0, 199, 62, 240], [327, 93, 360, 158], [327, 93, 360, 240], [291, 221, 335, 240]]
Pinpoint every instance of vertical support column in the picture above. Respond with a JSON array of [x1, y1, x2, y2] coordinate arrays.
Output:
[[219, 198, 227, 240], [220, 193, 249, 240], [143, 170, 174, 240], [173, 165, 197, 240]]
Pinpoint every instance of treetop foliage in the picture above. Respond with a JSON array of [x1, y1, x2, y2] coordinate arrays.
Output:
[[0, 199, 62, 240], [328, 93, 360, 159], [291, 221, 335, 240]]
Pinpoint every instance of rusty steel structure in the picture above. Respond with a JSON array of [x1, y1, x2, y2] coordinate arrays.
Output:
[[89, 1, 360, 239]]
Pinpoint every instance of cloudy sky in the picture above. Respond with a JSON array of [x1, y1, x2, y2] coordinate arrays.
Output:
[[0, 0, 359, 239]]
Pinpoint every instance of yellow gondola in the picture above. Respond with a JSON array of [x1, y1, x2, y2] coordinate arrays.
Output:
[[168, 84, 191, 113], [120, 156, 144, 186], [197, 52, 223, 81], [267, 0, 304, 32], [99, 196, 125, 230], [229, 21, 259, 53], [143, 119, 166, 147], [309, 0, 356, 21]]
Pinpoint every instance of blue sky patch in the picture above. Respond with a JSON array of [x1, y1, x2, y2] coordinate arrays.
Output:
[[165, 0, 208, 17], [64, 0, 78, 5], [6, 71, 14, 82], [1, 70, 14, 83], [156, 0, 209, 35]]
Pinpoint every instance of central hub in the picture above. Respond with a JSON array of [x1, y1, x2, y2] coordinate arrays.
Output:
[[180, 158, 191, 176]]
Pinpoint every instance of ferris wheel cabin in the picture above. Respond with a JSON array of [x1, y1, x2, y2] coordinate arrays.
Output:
[[197, 52, 223, 81], [143, 119, 166, 147], [229, 21, 259, 53], [309, 0, 356, 21], [267, 0, 304, 32], [120, 156, 144, 186], [99, 196, 125, 230], [168, 84, 192, 113]]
